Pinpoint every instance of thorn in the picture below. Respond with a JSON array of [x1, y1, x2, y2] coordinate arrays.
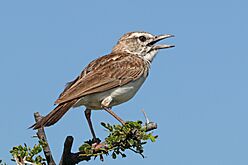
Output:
[[141, 109, 150, 124]]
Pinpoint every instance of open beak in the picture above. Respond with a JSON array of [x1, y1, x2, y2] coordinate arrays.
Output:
[[150, 34, 175, 50]]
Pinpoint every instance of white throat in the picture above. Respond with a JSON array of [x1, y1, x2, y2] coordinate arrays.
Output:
[[143, 50, 158, 63]]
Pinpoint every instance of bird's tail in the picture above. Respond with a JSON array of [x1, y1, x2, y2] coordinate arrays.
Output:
[[30, 100, 77, 129]]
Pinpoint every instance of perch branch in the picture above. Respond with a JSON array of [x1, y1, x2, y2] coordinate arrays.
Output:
[[33, 111, 157, 165], [59, 121, 157, 164], [59, 136, 91, 165]]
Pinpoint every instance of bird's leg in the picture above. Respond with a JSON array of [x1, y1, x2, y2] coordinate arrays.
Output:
[[101, 96, 126, 125], [103, 107, 126, 125], [84, 108, 99, 143]]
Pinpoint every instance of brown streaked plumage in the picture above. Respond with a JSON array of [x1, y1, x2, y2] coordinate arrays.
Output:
[[30, 31, 174, 141], [55, 53, 149, 105]]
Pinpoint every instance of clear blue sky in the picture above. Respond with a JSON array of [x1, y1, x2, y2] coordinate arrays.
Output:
[[0, 0, 247, 164]]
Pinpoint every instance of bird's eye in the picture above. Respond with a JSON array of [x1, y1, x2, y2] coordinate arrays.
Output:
[[139, 36, 147, 42]]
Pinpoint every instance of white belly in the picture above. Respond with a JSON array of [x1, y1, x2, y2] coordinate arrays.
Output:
[[73, 76, 146, 110]]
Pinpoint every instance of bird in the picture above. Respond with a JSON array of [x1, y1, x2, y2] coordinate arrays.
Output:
[[30, 31, 174, 141]]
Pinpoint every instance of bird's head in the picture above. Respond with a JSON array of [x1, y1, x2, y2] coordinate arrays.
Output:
[[112, 31, 174, 61]]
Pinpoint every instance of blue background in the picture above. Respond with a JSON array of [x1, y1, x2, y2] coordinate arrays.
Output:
[[0, 0, 247, 164]]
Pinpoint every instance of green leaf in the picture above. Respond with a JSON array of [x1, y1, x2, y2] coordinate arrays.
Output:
[[9, 142, 45, 164], [77, 120, 157, 160]]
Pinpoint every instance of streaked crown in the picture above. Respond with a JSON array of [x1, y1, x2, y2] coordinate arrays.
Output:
[[112, 32, 155, 56]]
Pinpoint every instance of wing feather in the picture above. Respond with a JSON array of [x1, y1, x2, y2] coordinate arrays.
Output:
[[55, 53, 148, 104]]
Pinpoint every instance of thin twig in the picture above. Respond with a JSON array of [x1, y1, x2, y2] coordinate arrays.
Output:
[[141, 109, 150, 123], [34, 112, 56, 165], [143, 122, 157, 132], [141, 110, 158, 132]]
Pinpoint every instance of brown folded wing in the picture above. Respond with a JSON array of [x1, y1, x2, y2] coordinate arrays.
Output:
[[55, 53, 149, 105]]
